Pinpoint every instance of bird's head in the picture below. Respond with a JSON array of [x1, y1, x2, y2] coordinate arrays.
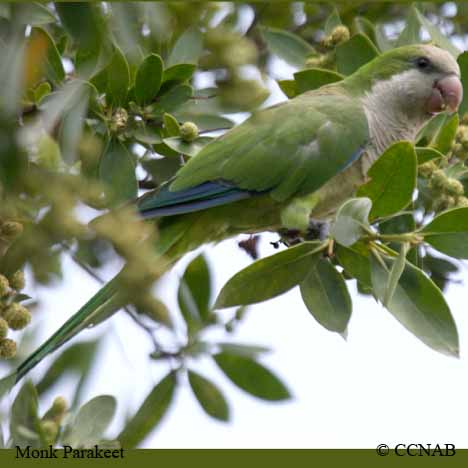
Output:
[[347, 44, 463, 121]]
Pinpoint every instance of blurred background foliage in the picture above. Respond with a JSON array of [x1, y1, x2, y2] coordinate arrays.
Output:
[[1, 1, 468, 448]]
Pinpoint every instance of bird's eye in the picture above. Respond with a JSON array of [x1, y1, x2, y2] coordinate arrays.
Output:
[[416, 57, 431, 69]]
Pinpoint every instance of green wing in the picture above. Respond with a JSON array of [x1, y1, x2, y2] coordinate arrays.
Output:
[[170, 89, 369, 202]]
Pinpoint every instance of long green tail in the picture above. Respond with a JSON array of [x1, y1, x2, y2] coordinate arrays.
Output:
[[2, 181, 255, 388]]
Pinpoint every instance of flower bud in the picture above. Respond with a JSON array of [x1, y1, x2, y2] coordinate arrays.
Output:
[[4, 303, 31, 330], [0, 274, 9, 297], [330, 25, 350, 45], [0, 318, 8, 340], [446, 178, 464, 197], [41, 420, 59, 443], [0, 338, 16, 359], [457, 196, 468, 208], [1, 221, 23, 240], [9, 270, 25, 291], [180, 122, 199, 142], [430, 169, 448, 190], [419, 161, 437, 178], [43, 396, 68, 424]]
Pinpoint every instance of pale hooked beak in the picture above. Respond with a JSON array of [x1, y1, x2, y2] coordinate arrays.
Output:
[[427, 74, 463, 114]]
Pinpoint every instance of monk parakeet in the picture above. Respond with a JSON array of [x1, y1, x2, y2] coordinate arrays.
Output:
[[9, 44, 463, 383]]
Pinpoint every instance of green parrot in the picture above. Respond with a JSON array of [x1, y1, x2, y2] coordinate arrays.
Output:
[[7, 44, 463, 384]]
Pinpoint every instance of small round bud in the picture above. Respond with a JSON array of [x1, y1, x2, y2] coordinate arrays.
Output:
[[41, 420, 59, 443], [419, 161, 437, 178], [330, 25, 350, 45], [1, 221, 23, 240], [430, 169, 448, 190], [0, 338, 16, 359], [52, 396, 68, 415], [0, 318, 8, 340], [0, 274, 10, 297], [110, 108, 128, 132], [446, 178, 464, 197], [9, 270, 25, 291], [4, 303, 31, 330], [42, 396, 68, 424], [457, 196, 468, 207], [180, 122, 199, 142]]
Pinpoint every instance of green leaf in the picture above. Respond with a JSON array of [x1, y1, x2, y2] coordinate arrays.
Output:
[[173, 113, 234, 132], [188, 370, 229, 422], [178, 254, 212, 324], [13, 3, 55, 25], [324, 7, 342, 36], [168, 27, 203, 66], [162, 136, 212, 157], [261, 27, 315, 68], [383, 243, 409, 306], [62, 395, 116, 448], [396, 6, 421, 47], [457, 51, 468, 117], [135, 54, 163, 106], [10, 381, 43, 448], [33, 81, 51, 104], [330, 197, 372, 247], [29, 27, 65, 85], [414, 8, 459, 58], [106, 47, 130, 107], [36, 340, 99, 397], [163, 113, 180, 137], [277, 79, 298, 99], [214, 241, 323, 309], [154, 84, 193, 115], [357, 141, 417, 220], [142, 157, 181, 185], [163, 63, 196, 84], [370, 255, 459, 357], [430, 112, 459, 155], [214, 352, 291, 401], [216, 342, 271, 357], [416, 146, 444, 165], [293, 68, 343, 94], [133, 126, 163, 145], [99, 139, 137, 206], [335, 243, 371, 288], [420, 207, 468, 259], [118, 372, 176, 448], [353, 16, 379, 49], [300, 257, 352, 333], [336, 33, 379, 76]]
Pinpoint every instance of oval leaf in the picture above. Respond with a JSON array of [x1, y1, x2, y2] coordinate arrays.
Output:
[[357, 141, 417, 220], [336, 33, 379, 75], [106, 47, 129, 107], [420, 207, 468, 259], [163, 136, 212, 157], [214, 241, 323, 309], [168, 27, 203, 66], [135, 54, 163, 106], [293, 68, 343, 94], [457, 51, 468, 117], [261, 27, 315, 68], [178, 254, 212, 324], [416, 146, 443, 165], [330, 197, 372, 247], [99, 139, 137, 206], [214, 352, 291, 401], [188, 370, 229, 422], [370, 255, 459, 356], [431, 112, 458, 155], [118, 372, 176, 448], [62, 395, 116, 448], [300, 257, 352, 333]]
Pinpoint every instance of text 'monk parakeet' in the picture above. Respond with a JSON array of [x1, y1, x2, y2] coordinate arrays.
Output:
[[7, 44, 463, 384]]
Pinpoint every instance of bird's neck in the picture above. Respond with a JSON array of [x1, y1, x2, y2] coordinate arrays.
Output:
[[358, 77, 429, 161]]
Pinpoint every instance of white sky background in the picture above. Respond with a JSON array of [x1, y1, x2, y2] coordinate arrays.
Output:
[[4, 2, 468, 449]]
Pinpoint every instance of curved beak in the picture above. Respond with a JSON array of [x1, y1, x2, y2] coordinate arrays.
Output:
[[428, 74, 463, 114]]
